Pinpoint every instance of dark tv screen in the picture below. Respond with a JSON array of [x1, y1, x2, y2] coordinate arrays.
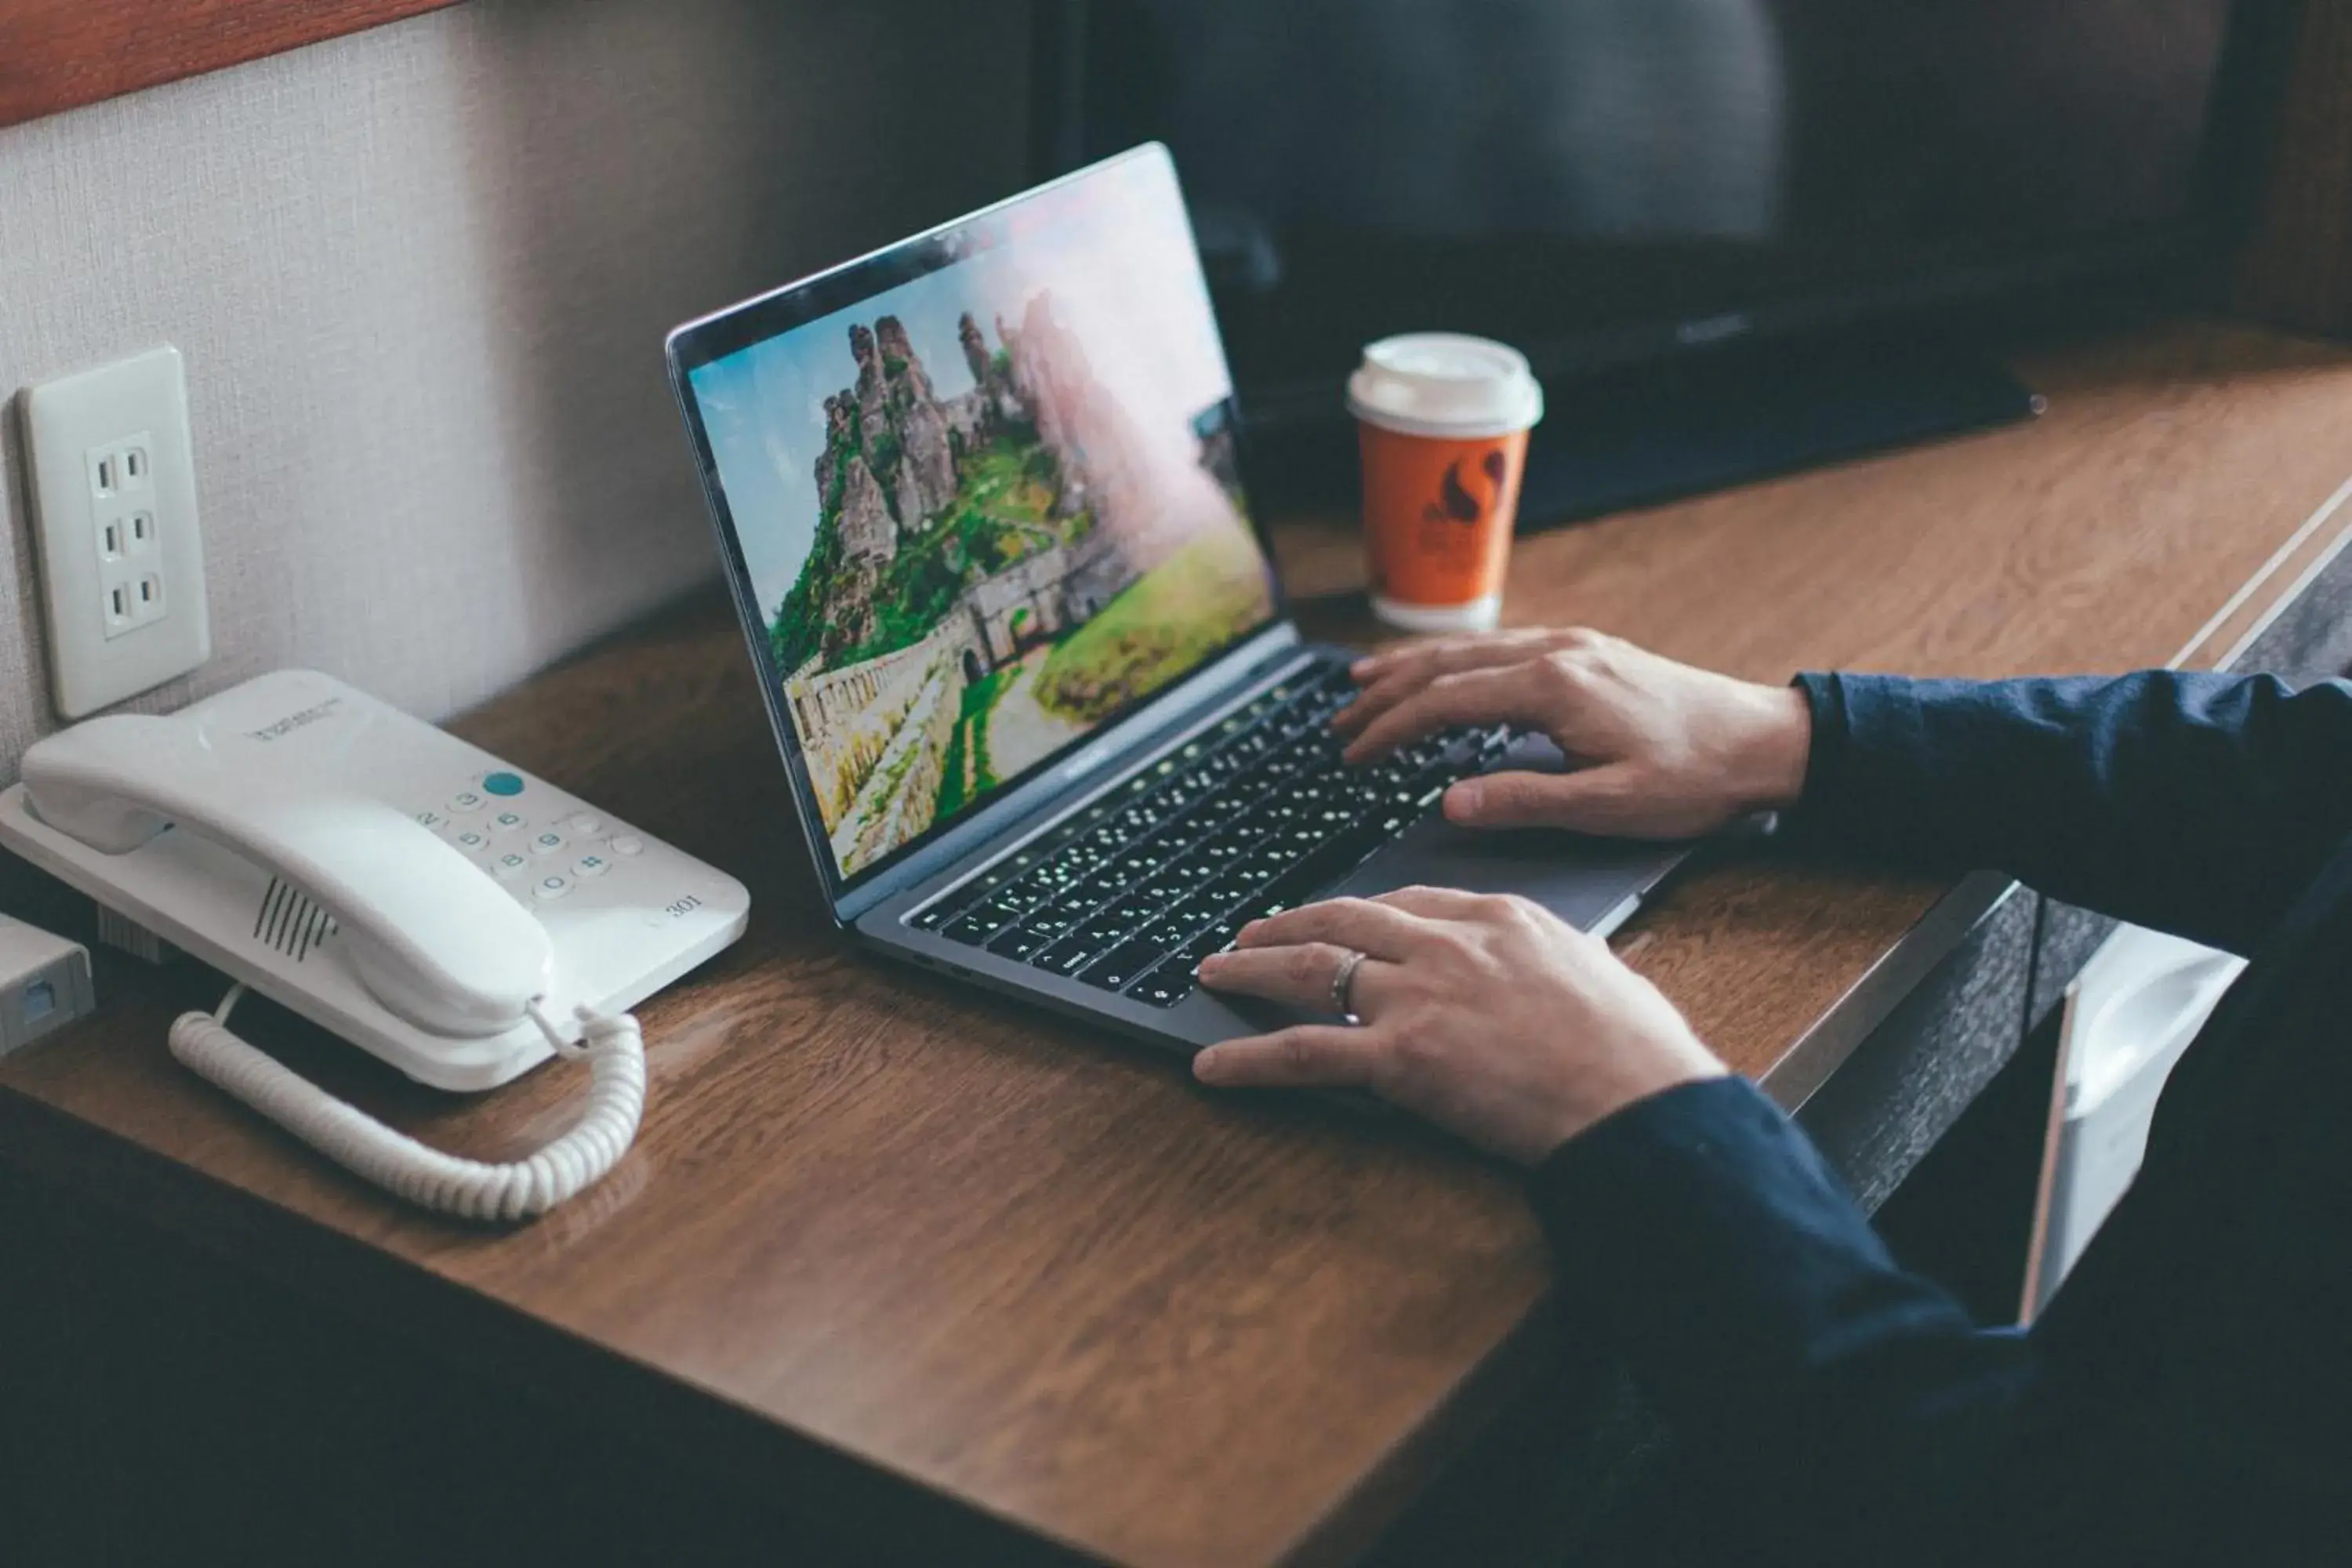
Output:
[[1041, 0, 2245, 416]]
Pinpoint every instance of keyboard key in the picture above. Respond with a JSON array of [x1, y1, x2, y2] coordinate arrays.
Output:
[[944, 905, 1018, 946], [1132, 921, 1196, 956], [1082, 940, 1164, 992], [1167, 855, 1218, 887], [1112, 806, 1165, 837], [996, 877, 1055, 912], [1227, 844, 1301, 883], [910, 901, 956, 930], [1100, 895, 1163, 929], [1022, 908, 1080, 941], [1033, 933, 1107, 978], [1103, 848, 1171, 884], [1133, 866, 1197, 904], [1128, 965, 1196, 1008], [1196, 872, 1262, 910], [1195, 835, 1251, 865], [988, 926, 1051, 961], [1180, 916, 1243, 962], [1189, 787, 1247, 819]]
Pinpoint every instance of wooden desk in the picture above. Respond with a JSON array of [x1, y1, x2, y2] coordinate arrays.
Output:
[[7, 321, 2352, 1566]]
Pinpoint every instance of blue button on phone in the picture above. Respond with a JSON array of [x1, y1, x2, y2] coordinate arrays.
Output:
[[482, 771, 524, 797]]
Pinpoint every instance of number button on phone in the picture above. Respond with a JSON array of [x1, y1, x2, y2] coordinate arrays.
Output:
[[573, 853, 611, 879], [448, 790, 488, 815], [612, 835, 645, 856], [491, 851, 531, 880], [528, 830, 568, 858], [415, 808, 451, 830], [451, 828, 493, 854], [489, 810, 528, 835], [532, 873, 573, 901]]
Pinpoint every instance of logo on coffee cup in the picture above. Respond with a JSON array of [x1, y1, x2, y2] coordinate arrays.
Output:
[[1425, 449, 1512, 527]]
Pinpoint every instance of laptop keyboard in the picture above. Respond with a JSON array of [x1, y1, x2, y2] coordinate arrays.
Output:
[[909, 662, 1513, 1009]]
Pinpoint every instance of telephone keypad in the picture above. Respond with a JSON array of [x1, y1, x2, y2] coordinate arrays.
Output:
[[417, 768, 652, 908]]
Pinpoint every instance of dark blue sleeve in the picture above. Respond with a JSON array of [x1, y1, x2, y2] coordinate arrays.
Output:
[[1792, 672, 2352, 956], [1534, 1077, 2032, 1559]]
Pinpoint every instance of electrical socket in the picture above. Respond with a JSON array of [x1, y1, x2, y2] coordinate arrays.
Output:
[[19, 346, 211, 718]]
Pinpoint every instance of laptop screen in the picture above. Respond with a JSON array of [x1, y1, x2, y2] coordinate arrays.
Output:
[[682, 149, 1278, 886]]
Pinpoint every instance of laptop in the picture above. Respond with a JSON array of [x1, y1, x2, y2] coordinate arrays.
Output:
[[666, 144, 1690, 1053]]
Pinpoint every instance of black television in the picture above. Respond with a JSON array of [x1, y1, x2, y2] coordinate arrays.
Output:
[[1032, 0, 2284, 522]]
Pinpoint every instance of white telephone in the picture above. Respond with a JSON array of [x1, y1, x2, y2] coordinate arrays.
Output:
[[0, 669, 750, 1219]]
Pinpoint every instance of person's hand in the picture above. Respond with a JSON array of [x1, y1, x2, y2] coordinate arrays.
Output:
[[1333, 628, 1812, 840], [1194, 887, 1726, 1165]]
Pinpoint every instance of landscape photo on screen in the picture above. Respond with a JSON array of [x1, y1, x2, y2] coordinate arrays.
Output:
[[693, 173, 1274, 878]]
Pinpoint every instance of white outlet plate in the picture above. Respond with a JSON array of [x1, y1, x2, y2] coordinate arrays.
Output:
[[19, 346, 211, 718]]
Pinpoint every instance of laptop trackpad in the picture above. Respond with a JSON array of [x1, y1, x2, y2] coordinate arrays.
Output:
[[1327, 735, 1690, 935]]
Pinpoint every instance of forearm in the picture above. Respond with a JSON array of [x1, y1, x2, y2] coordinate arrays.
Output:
[[1533, 1078, 2032, 1556], [1788, 671, 2352, 954]]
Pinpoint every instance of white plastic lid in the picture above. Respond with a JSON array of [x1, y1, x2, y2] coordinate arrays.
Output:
[[1346, 333, 1544, 440]]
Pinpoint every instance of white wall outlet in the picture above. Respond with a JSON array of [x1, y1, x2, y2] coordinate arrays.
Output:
[[19, 346, 212, 718]]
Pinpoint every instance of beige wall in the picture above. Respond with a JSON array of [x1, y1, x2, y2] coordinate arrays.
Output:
[[0, 0, 1029, 773]]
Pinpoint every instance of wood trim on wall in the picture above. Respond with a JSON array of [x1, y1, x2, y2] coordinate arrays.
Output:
[[0, 0, 463, 130]]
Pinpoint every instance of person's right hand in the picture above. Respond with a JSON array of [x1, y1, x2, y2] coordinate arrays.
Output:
[[1333, 628, 1813, 840]]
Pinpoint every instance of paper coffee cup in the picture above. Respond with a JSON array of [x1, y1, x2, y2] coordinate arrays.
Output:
[[1346, 333, 1544, 632]]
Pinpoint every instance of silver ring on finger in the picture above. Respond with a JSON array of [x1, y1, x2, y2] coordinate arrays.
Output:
[[1330, 947, 1368, 1025]]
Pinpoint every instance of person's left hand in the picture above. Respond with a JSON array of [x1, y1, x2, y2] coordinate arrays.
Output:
[[1194, 887, 1726, 1166]]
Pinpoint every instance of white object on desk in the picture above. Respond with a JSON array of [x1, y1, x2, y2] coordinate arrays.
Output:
[[0, 670, 750, 1219], [0, 669, 747, 1090]]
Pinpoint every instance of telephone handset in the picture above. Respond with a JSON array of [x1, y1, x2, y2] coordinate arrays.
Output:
[[25, 715, 554, 1036], [0, 670, 750, 1218]]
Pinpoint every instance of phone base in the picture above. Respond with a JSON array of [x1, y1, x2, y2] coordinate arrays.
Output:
[[0, 670, 749, 1091]]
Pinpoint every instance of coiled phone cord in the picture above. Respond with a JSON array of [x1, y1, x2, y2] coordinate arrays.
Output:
[[168, 985, 647, 1222]]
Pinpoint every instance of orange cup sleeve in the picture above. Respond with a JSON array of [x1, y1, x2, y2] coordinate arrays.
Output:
[[1356, 426, 1529, 608]]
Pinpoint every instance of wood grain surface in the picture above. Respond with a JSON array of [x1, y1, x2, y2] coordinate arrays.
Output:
[[5, 321, 2352, 1567], [0, 0, 460, 129]]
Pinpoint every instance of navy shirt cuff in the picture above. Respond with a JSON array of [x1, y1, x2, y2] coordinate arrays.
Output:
[[1527, 1075, 1947, 1431]]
